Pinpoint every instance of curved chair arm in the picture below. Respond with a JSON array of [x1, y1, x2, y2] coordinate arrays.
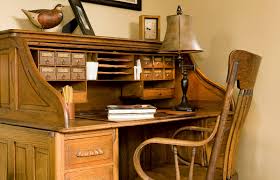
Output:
[[133, 116, 220, 180], [173, 126, 213, 134]]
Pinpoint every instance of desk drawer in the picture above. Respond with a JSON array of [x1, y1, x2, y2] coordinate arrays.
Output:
[[56, 67, 71, 80], [141, 56, 153, 68], [153, 56, 164, 68], [39, 51, 55, 65], [39, 66, 56, 81], [142, 88, 174, 100], [164, 57, 174, 68], [153, 69, 164, 80], [64, 132, 113, 169], [71, 67, 86, 80], [72, 53, 86, 66], [65, 166, 113, 180], [56, 52, 71, 65]]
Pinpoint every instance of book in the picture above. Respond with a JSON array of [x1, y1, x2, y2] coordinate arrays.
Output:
[[108, 113, 154, 121], [107, 104, 156, 114]]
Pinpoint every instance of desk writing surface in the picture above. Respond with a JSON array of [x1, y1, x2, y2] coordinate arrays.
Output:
[[60, 100, 224, 133], [0, 101, 224, 133]]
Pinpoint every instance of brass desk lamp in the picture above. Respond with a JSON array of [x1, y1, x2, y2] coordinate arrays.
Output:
[[160, 6, 202, 111]]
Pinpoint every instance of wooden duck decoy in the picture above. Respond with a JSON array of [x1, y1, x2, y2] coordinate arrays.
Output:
[[22, 4, 64, 30]]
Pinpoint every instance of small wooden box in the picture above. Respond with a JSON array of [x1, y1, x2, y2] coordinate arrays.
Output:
[[39, 51, 55, 65], [164, 57, 174, 68], [141, 56, 153, 68], [153, 69, 164, 80], [71, 67, 86, 80], [72, 53, 86, 66], [56, 67, 71, 80], [39, 66, 56, 81], [141, 69, 153, 80], [55, 52, 71, 65], [165, 69, 174, 80], [153, 56, 164, 68]]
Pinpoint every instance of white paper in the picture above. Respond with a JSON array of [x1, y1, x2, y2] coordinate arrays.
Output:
[[86, 62, 98, 80]]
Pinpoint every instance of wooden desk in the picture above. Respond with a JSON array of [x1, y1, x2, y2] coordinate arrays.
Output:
[[0, 30, 229, 180]]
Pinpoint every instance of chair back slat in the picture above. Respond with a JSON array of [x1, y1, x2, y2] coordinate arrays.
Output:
[[223, 89, 250, 178], [228, 50, 261, 90], [207, 50, 261, 180]]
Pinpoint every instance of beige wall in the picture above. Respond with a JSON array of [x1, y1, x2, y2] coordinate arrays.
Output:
[[1, 0, 179, 40], [3, 0, 278, 179], [184, 0, 279, 179]]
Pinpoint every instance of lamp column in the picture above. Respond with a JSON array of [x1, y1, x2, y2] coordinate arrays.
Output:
[[176, 54, 193, 111]]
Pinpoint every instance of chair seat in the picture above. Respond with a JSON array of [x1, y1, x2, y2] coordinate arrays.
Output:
[[135, 164, 223, 180]]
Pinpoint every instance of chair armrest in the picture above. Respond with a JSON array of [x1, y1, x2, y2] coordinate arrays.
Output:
[[133, 116, 220, 180], [174, 126, 213, 134]]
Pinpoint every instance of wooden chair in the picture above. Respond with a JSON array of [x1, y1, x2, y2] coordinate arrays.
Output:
[[133, 50, 261, 180]]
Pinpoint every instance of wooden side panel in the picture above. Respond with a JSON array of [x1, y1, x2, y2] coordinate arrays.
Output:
[[0, 124, 54, 180], [35, 148, 49, 180], [0, 49, 12, 109], [0, 38, 67, 129], [15, 144, 28, 180], [18, 57, 49, 110], [0, 140, 8, 180]]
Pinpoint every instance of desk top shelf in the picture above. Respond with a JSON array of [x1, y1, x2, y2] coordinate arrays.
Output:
[[0, 29, 227, 132]]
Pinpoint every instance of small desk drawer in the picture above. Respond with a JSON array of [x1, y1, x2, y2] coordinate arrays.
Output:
[[165, 69, 174, 80], [141, 69, 153, 80], [142, 88, 174, 100], [39, 66, 56, 81], [56, 52, 71, 65], [153, 56, 164, 68], [65, 166, 113, 180], [71, 67, 86, 80], [39, 51, 55, 65], [153, 69, 164, 80], [164, 57, 174, 68], [141, 56, 153, 68], [72, 53, 86, 66], [65, 132, 113, 169], [56, 67, 71, 80]]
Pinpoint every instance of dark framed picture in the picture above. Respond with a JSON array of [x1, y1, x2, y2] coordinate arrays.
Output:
[[81, 0, 142, 11], [68, 0, 95, 35]]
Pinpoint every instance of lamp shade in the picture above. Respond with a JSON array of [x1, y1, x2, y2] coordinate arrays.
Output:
[[160, 9, 202, 53]]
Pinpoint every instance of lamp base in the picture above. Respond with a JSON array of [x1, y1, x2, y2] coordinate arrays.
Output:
[[175, 102, 194, 112]]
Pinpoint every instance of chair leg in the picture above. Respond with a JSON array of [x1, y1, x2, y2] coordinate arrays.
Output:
[[189, 147, 196, 180], [174, 146, 181, 180]]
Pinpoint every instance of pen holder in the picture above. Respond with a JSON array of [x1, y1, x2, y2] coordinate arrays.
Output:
[[66, 102, 75, 120]]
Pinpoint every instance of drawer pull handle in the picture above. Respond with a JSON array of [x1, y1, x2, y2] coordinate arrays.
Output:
[[76, 149, 104, 157]]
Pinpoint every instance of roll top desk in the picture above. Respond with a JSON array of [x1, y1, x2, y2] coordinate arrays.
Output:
[[0, 30, 229, 180]]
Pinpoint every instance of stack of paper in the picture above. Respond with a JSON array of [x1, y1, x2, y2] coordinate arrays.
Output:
[[107, 104, 156, 121]]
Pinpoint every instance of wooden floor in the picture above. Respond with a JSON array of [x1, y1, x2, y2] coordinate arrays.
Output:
[[135, 164, 223, 180]]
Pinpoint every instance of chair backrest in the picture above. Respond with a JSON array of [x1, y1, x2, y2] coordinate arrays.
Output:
[[206, 50, 261, 180]]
